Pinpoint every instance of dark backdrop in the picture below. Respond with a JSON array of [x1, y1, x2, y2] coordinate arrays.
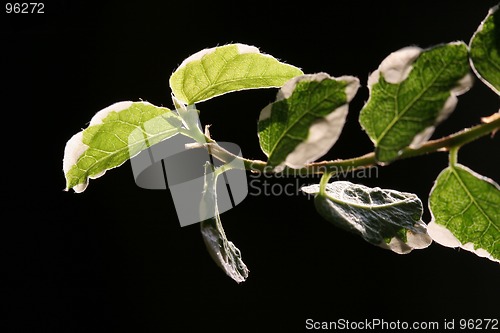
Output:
[[4, 1, 500, 332]]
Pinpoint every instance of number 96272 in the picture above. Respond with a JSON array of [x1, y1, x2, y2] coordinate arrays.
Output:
[[6, 3, 44, 14]]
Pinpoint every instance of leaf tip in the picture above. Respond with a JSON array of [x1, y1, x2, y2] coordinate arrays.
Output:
[[429, 221, 500, 263], [89, 101, 134, 127], [375, 46, 422, 85]]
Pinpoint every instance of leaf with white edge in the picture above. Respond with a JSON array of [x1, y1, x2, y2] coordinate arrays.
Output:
[[359, 42, 473, 163], [302, 181, 432, 254], [470, 4, 500, 95], [428, 164, 500, 263], [169, 43, 304, 105], [200, 163, 249, 283], [63, 101, 182, 193], [258, 73, 359, 170]]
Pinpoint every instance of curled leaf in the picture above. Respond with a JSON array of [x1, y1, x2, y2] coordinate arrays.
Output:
[[200, 163, 249, 283], [303, 181, 432, 254]]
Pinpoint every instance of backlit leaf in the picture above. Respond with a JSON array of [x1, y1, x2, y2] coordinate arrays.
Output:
[[359, 42, 472, 163], [170, 43, 303, 105], [258, 73, 359, 170], [470, 4, 500, 95], [63, 101, 182, 192], [428, 163, 500, 263]]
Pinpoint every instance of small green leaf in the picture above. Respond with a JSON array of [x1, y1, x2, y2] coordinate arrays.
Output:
[[302, 181, 432, 254], [169, 43, 303, 105], [63, 101, 182, 192], [470, 4, 500, 95], [200, 163, 249, 283], [359, 42, 473, 163], [258, 73, 359, 170], [428, 163, 500, 263]]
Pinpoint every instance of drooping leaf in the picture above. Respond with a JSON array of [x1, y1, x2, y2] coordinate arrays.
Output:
[[470, 4, 500, 95], [258, 73, 359, 170], [428, 163, 500, 263], [169, 43, 303, 105], [200, 163, 249, 283], [63, 101, 182, 193], [359, 42, 473, 163], [302, 181, 432, 254]]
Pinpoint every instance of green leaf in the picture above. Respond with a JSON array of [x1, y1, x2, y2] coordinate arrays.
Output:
[[359, 42, 473, 163], [428, 163, 500, 263], [258, 73, 359, 170], [302, 181, 432, 254], [169, 43, 304, 105], [470, 4, 500, 95], [63, 101, 182, 192], [200, 163, 249, 283]]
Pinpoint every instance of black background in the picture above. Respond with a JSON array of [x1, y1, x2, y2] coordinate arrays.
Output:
[[4, 0, 500, 332]]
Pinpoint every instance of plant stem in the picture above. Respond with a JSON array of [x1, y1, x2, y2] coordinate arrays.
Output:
[[319, 171, 333, 195], [448, 146, 459, 166], [205, 115, 500, 176], [314, 114, 500, 175]]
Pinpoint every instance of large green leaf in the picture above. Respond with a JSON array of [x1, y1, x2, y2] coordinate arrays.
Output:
[[63, 101, 182, 192], [359, 42, 472, 163], [428, 163, 500, 263], [200, 163, 249, 283], [169, 43, 303, 105], [470, 4, 500, 95], [302, 181, 432, 254], [258, 73, 359, 170]]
